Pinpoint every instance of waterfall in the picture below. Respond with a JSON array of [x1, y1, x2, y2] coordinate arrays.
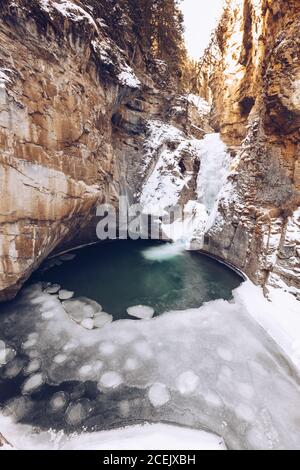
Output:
[[196, 133, 230, 215], [187, 133, 230, 249]]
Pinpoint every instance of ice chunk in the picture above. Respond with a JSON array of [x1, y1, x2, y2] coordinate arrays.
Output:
[[27, 333, 39, 341], [22, 374, 44, 394], [2, 358, 25, 379], [205, 391, 222, 408], [62, 297, 102, 323], [58, 290, 74, 301], [4, 396, 32, 421], [50, 392, 67, 412], [176, 371, 200, 395], [44, 284, 61, 295], [0, 346, 16, 365], [98, 372, 123, 389], [148, 383, 170, 407], [53, 354, 67, 365], [94, 312, 113, 328], [65, 402, 87, 426], [24, 359, 41, 375], [22, 338, 37, 350], [92, 361, 104, 373], [119, 400, 130, 417], [30, 295, 47, 305], [28, 350, 39, 359], [81, 318, 94, 330], [127, 305, 155, 320], [79, 365, 93, 378]]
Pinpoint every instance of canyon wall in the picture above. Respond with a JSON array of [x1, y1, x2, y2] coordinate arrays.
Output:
[[0, 0, 299, 301], [0, 0, 202, 301], [201, 0, 300, 297]]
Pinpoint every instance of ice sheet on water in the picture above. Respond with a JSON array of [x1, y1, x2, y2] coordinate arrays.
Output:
[[176, 371, 200, 395], [24, 359, 41, 376], [44, 284, 61, 295], [22, 374, 44, 394], [0, 344, 16, 365], [1, 282, 300, 449], [127, 305, 155, 320], [62, 297, 112, 329], [98, 371, 123, 390], [1, 358, 25, 379], [94, 312, 113, 328], [58, 290, 74, 301], [148, 384, 170, 407], [50, 392, 67, 412]]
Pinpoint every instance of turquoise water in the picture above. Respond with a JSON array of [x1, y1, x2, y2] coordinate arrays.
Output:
[[38, 240, 242, 319]]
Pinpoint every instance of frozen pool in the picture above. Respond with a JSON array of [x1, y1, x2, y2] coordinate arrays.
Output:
[[35, 240, 242, 319], [0, 242, 300, 450]]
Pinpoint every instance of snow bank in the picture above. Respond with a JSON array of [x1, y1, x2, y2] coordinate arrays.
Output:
[[0, 416, 225, 450], [236, 282, 300, 370], [62, 423, 226, 450]]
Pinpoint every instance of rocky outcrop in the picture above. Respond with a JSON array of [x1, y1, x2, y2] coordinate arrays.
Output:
[[199, 0, 300, 296], [0, 432, 11, 448], [0, 0, 203, 301], [1, 0, 298, 301]]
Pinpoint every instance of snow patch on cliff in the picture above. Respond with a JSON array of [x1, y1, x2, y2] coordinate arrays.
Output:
[[0, 68, 13, 89], [39, 0, 98, 29], [140, 120, 196, 213], [140, 124, 230, 246], [118, 64, 141, 89], [186, 94, 211, 115]]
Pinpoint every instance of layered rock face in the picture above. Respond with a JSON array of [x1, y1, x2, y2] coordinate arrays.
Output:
[[0, 0, 120, 300], [1, 0, 299, 301], [0, 0, 203, 300], [201, 0, 300, 296]]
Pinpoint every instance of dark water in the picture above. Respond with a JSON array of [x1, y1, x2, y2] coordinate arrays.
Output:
[[37, 240, 242, 319]]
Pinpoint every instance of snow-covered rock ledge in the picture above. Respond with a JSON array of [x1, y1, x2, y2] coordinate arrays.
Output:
[[238, 282, 300, 371], [0, 419, 226, 450]]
